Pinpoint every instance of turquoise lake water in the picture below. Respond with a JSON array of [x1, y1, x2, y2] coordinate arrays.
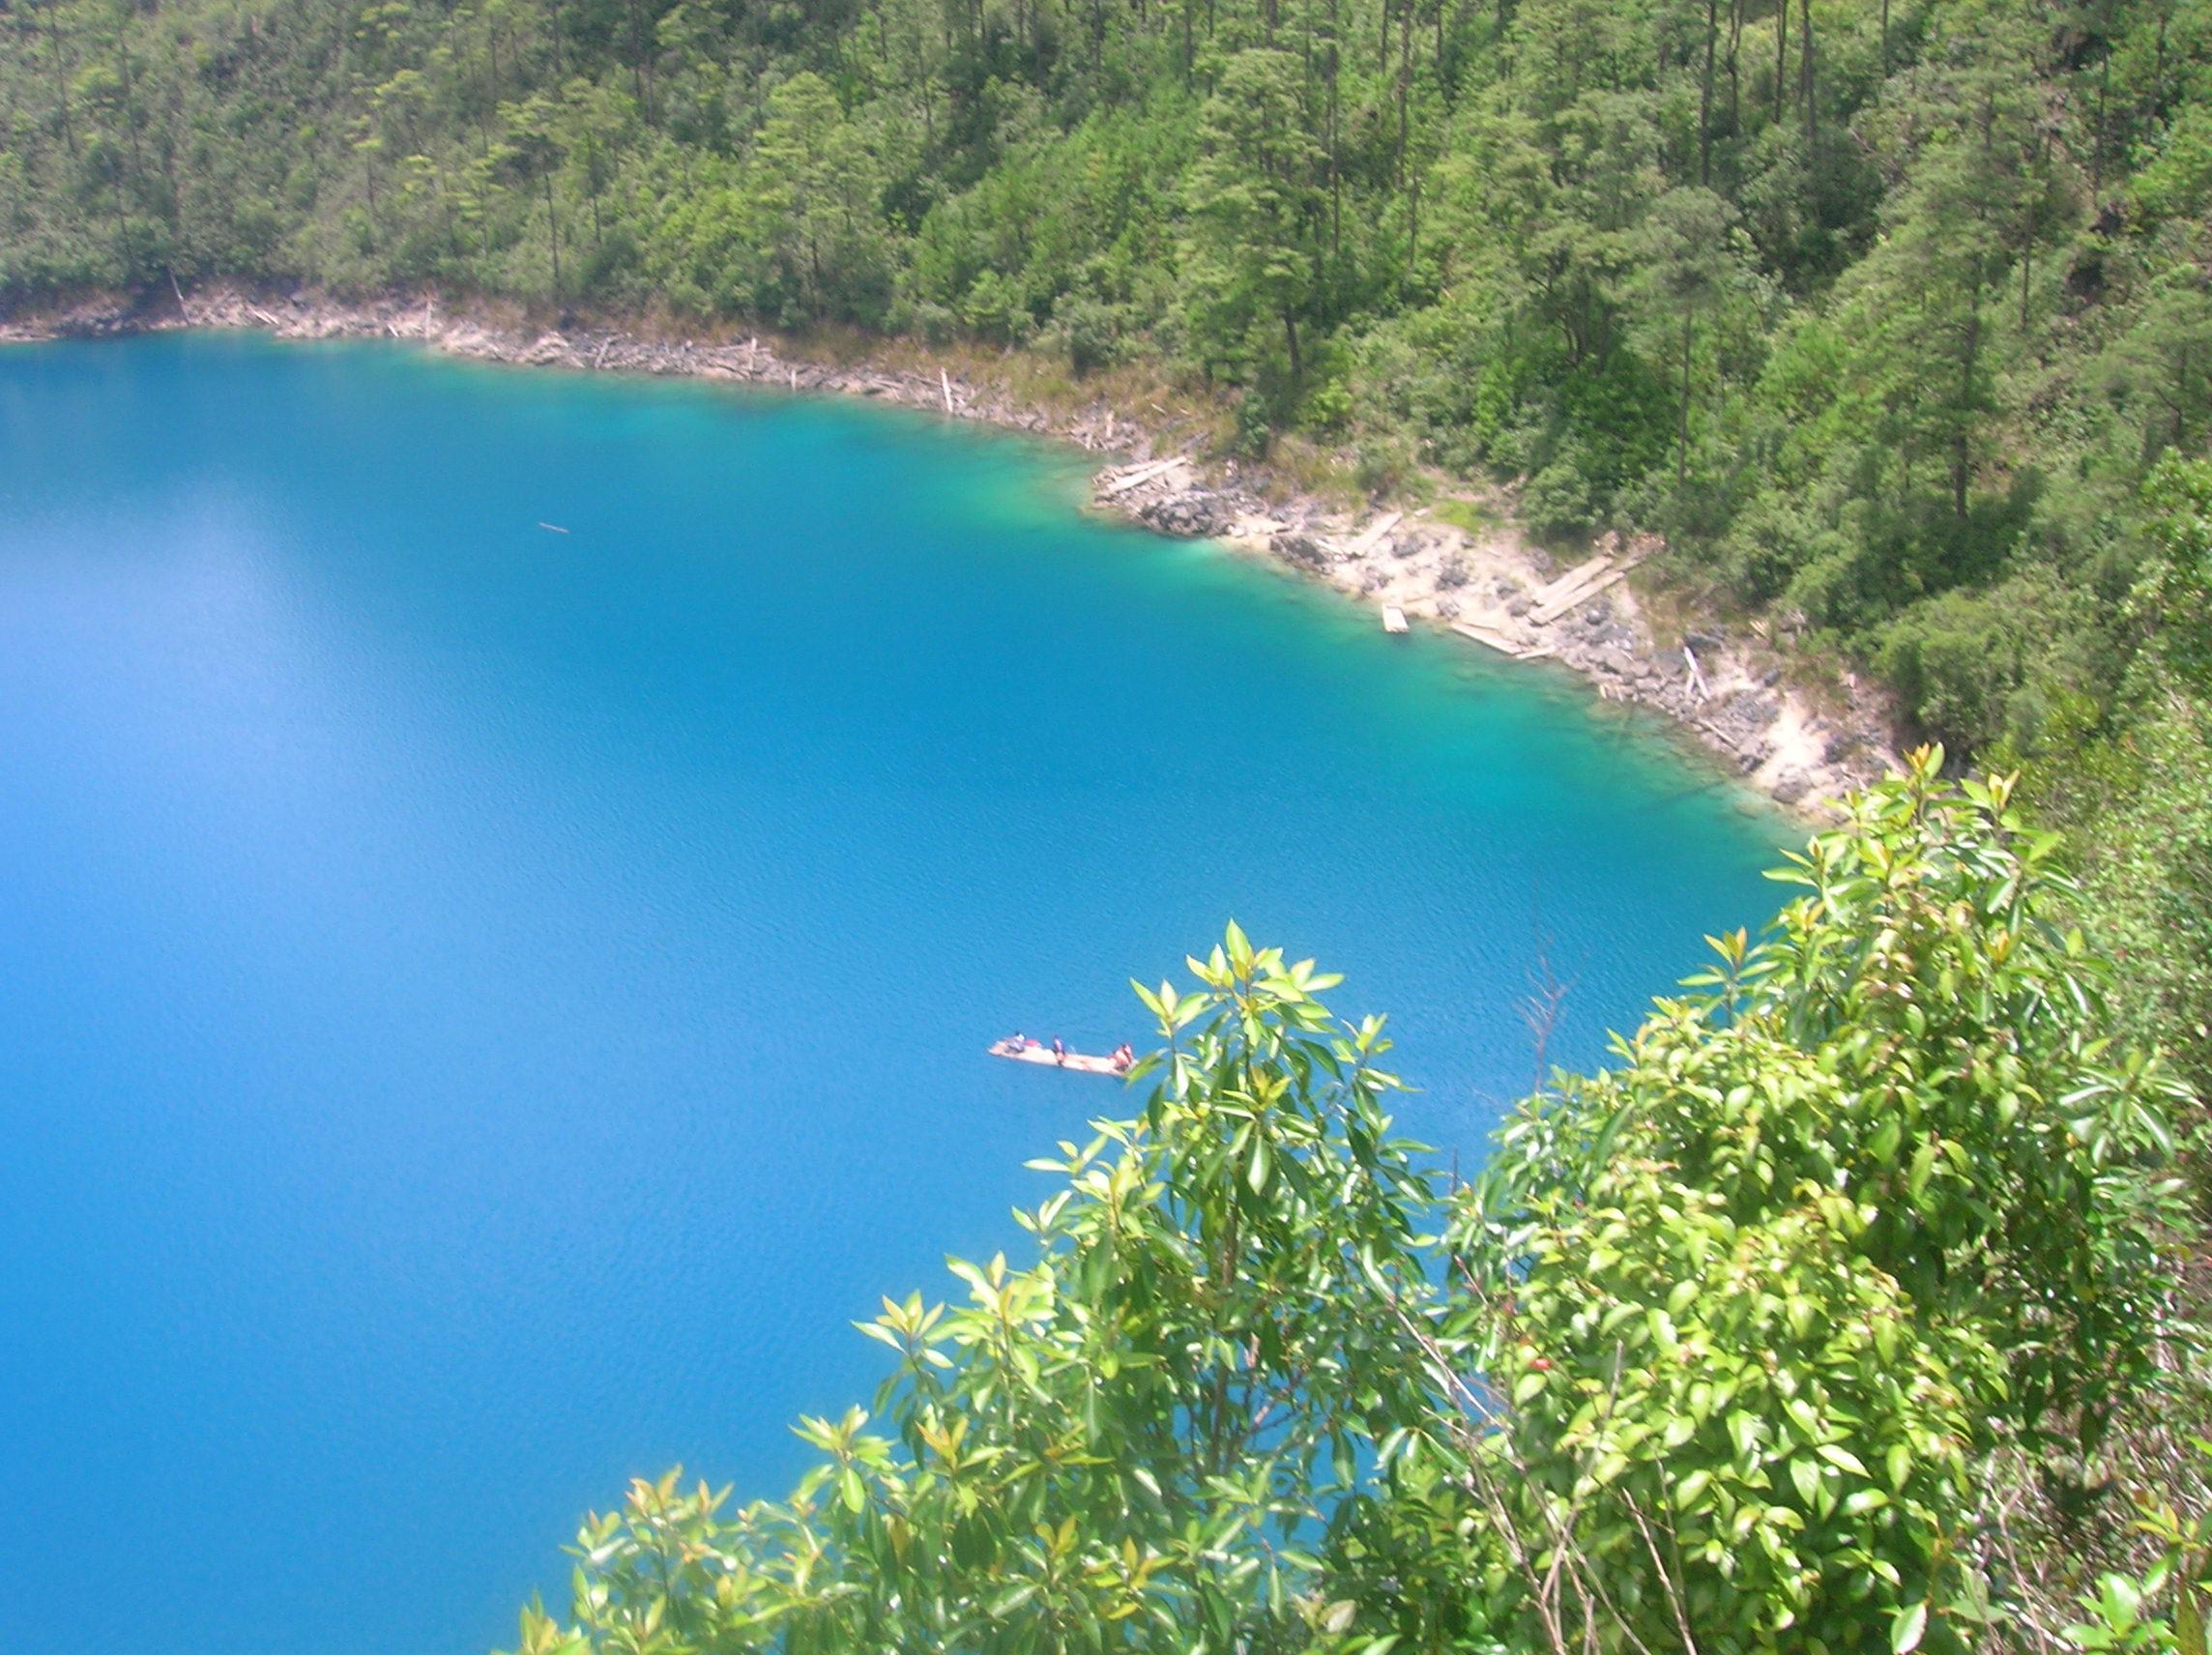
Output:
[[0, 334, 1786, 1655]]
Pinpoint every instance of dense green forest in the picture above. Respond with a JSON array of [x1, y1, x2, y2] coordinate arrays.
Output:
[[2, 0, 2206, 771], [501, 769, 2203, 1655]]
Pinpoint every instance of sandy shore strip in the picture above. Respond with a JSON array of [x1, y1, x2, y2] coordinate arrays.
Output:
[[3, 285, 1895, 812]]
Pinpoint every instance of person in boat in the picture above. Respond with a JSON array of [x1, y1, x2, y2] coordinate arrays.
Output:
[[1111, 1043, 1135, 1072], [1052, 1036, 1066, 1064]]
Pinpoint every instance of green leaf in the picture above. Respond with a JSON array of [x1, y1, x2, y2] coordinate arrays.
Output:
[[1224, 919, 1253, 975], [1789, 1457, 1820, 1506], [1892, 1601, 1929, 1654], [990, 1582, 1038, 1615], [1816, 1442, 1870, 1478], [1886, 1442, 1912, 1490], [1729, 1410, 1760, 1460], [1908, 1143, 1936, 1200]]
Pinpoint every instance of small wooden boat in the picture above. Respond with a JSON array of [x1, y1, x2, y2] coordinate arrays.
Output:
[[989, 1038, 1130, 1077]]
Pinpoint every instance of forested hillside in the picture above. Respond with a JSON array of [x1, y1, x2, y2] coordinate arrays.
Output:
[[2, 0, 2206, 762], [8, 0, 2210, 1081]]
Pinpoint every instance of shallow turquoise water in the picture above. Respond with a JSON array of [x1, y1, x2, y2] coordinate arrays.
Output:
[[0, 335, 1785, 1655]]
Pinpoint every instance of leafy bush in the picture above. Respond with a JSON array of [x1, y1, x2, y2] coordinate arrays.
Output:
[[1450, 751, 2188, 1653], [1045, 295, 1128, 377], [510, 759, 2189, 1655], [509, 927, 1436, 1655]]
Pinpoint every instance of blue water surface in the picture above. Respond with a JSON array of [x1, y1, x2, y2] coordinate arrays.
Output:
[[0, 335, 1785, 1655]]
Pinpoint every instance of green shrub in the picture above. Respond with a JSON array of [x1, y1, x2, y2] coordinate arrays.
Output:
[[513, 761, 2188, 1655], [1451, 751, 2188, 1653]]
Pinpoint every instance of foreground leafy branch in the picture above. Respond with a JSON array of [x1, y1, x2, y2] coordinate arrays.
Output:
[[1450, 751, 2190, 1654], [509, 754, 2193, 1655]]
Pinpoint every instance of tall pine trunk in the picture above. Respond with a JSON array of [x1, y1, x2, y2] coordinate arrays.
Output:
[[1700, 0, 1717, 183], [1727, 0, 1742, 138], [1953, 254, 1983, 521], [1773, 0, 1786, 124], [545, 169, 562, 295], [45, 0, 76, 160], [1798, 0, 1814, 152], [1677, 311, 1694, 485]]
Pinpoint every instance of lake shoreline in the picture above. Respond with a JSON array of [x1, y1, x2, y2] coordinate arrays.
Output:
[[2, 284, 1894, 813]]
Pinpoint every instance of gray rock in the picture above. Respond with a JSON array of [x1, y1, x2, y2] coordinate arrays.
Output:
[[1136, 491, 1231, 537]]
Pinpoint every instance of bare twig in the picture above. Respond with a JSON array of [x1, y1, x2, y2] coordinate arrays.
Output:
[[1522, 906, 1581, 1089]]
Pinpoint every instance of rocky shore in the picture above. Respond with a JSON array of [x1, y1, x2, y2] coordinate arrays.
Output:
[[1093, 459, 1893, 810], [4, 284, 1895, 811]]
